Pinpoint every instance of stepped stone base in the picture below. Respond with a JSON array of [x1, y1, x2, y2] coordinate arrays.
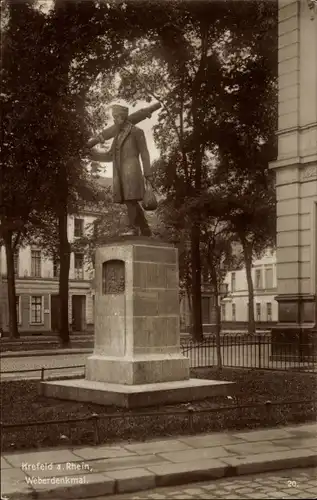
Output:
[[40, 378, 234, 408], [85, 354, 190, 385]]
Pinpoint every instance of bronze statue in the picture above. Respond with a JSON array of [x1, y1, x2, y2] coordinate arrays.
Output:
[[88, 103, 161, 236]]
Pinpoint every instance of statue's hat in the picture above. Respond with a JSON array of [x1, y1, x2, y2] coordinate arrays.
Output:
[[112, 104, 129, 115]]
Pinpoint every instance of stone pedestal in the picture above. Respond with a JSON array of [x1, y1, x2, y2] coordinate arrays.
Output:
[[42, 238, 233, 407], [270, 0, 317, 357]]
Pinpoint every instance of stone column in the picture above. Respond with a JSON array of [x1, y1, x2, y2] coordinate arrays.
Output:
[[270, 0, 317, 354]]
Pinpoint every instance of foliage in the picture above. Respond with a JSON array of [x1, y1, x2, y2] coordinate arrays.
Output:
[[1, 0, 278, 340], [112, 0, 277, 340]]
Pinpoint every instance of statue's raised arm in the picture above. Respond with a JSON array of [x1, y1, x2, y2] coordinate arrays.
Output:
[[87, 102, 161, 148]]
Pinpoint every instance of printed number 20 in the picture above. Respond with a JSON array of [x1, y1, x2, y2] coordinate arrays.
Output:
[[288, 480, 297, 488]]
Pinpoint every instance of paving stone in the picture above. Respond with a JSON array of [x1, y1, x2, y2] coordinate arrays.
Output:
[[306, 481, 317, 488], [172, 495, 192, 499], [105, 467, 156, 493], [4, 449, 80, 468], [234, 428, 293, 442], [1, 480, 33, 497], [0, 467, 28, 484], [306, 485, 317, 492], [30, 473, 115, 499], [221, 449, 317, 475], [20, 462, 94, 479], [234, 487, 255, 493], [158, 446, 231, 463], [147, 494, 168, 499], [182, 488, 208, 495], [1, 468, 34, 497], [91, 454, 166, 473], [250, 494, 270, 499], [124, 440, 192, 456], [1, 456, 12, 469], [72, 445, 135, 460], [225, 441, 290, 455], [269, 492, 291, 498], [147, 458, 227, 487], [179, 434, 244, 448], [202, 483, 218, 490], [275, 437, 317, 449]]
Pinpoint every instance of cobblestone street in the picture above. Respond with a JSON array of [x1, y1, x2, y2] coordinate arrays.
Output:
[[90, 468, 317, 499]]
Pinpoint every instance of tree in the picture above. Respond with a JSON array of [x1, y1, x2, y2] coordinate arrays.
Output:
[[200, 220, 242, 366], [1, 0, 164, 342], [1, 0, 277, 341], [1, 0, 56, 338], [195, 170, 276, 335], [113, 0, 277, 341]]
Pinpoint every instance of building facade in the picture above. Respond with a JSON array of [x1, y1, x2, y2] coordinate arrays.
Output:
[[221, 249, 278, 326], [180, 249, 278, 332], [0, 213, 98, 335], [269, 0, 317, 344]]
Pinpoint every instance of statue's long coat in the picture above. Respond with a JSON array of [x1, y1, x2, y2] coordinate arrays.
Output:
[[100, 123, 151, 204]]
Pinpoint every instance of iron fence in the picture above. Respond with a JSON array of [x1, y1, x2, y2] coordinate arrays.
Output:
[[180, 333, 317, 372], [1, 399, 316, 449], [0, 365, 86, 380], [1, 334, 316, 380]]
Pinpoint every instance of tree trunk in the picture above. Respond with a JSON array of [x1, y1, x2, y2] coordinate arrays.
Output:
[[4, 231, 19, 339], [190, 224, 203, 342], [186, 287, 193, 331], [210, 269, 222, 369], [243, 244, 256, 335], [58, 205, 71, 346]]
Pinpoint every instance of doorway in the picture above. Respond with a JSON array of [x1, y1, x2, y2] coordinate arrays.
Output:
[[72, 295, 86, 332], [51, 294, 60, 332]]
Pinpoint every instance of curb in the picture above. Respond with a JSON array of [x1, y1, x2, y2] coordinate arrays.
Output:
[[0, 348, 93, 359], [3, 450, 317, 499]]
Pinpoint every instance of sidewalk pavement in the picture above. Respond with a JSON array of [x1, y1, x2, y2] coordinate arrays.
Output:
[[1, 422, 317, 500]]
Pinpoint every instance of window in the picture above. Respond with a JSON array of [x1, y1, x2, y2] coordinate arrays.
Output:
[[256, 302, 261, 322], [231, 272, 236, 292], [202, 296, 211, 324], [30, 296, 43, 324], [265, 267, 273, 289], [221, 303, 226, 321], [52, 255, 60, 278], [74, 218, 84, 238], [255, 269, 262, 289], [266, 302, 272, 322], [31, 250, 41, 277], [232, 303, 236, 322], [14, 250, 19, 276], [74, 253, 84, 280]]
